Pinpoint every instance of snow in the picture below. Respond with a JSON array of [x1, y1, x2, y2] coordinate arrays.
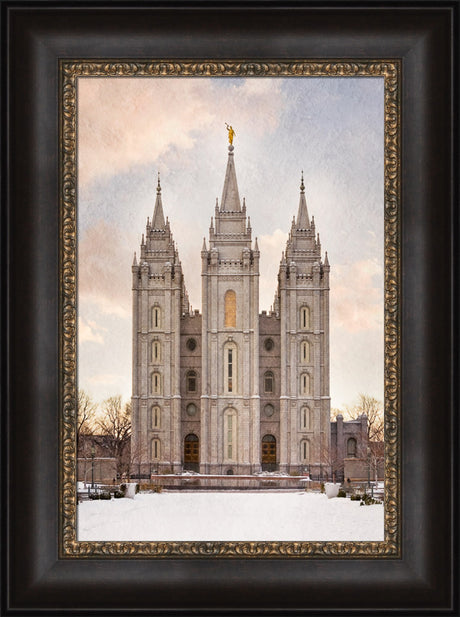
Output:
[[78, 491, 384, 541]]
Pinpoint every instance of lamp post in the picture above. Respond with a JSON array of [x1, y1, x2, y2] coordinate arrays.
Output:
[[91, 444, 95, 489], [367, 446, 371, 494]]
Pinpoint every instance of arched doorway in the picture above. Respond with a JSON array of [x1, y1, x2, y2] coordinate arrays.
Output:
[[184, 434, 199, 472], [261, 434, 277, 472]]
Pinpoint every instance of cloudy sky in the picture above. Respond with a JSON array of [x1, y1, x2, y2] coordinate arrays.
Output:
[[77, 76, 384, 411]]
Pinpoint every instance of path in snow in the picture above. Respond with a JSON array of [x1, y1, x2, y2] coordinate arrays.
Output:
[[78, 491, 384, 542]]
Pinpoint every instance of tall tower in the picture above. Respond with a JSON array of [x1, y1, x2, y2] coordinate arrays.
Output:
[[131, 175, 189, 475], [200, 144, 261, 474], [276, 173, 331, 475]]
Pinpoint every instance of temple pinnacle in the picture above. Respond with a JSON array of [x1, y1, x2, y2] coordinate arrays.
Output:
[[300, 170, 305, 193]]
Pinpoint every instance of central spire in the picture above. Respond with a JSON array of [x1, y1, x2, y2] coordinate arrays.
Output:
[[220, 144, 241, 212], [152, 172, 166, 229]]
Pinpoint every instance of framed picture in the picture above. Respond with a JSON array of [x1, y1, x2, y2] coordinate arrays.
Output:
[[69, 61, 394, 551], [3, 2, 457, 613]]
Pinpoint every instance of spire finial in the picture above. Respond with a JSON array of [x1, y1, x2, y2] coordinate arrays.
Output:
[[225, 123, 235, 146], [157, 172, 161, 194], [300, 170, 305, 193]]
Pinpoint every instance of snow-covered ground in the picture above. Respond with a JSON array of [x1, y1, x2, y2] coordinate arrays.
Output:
[[78, 491, 384, 541]]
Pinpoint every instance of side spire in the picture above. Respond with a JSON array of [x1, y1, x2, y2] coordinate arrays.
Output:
[[152, 171, 166, 229], [220, 143, 241, 212], [296, 170, 310, 229]]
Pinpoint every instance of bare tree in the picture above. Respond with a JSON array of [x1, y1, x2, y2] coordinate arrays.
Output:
[[345, 394, 385, 484], [96, 396, 131, 477], [128, 441, 150, 481], [348, 394, 384, 443], [77, 389, 97, 441], [330, 407, 344, 421]]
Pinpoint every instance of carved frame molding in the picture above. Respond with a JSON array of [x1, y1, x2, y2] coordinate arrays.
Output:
[[60, 60, 400, 558]]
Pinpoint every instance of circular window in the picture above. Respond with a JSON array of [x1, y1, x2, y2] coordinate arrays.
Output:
[[186, 403, 197, 416], [264, 404, 275, 417], [264, 338, 274, 351], [186, 338, 197, 351]]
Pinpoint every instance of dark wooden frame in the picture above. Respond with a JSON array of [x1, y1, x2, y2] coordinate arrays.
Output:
[[2, 1, 458, 613]]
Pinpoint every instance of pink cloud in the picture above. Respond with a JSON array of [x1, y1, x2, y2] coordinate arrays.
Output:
[[78, 78, 283, 187], [78, 316, 105, 344], [331, 259, 383, 332], [78, 219, 132, 317]]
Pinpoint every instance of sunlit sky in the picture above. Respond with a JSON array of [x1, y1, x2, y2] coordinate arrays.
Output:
[[77, 76, 384, 411]]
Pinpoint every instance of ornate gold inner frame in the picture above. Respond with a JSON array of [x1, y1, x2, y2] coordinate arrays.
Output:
[[60, 60, 400, 558]]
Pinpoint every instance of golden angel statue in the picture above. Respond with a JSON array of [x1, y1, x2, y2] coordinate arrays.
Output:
[[225, 123, 235, 145]]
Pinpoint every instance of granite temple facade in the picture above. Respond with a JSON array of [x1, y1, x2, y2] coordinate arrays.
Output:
[[131, 143, 332, 476]]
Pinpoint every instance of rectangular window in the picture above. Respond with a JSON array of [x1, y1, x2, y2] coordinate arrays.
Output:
[[225, 412, 236, 461], [152, 307, 160, 329], [228, 349, 233, 392], [264, 373, 273, 393]]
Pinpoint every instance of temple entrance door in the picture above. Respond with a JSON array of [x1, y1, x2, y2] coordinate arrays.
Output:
[[261, 434, 277, 472], [184, 434, 199, 472]]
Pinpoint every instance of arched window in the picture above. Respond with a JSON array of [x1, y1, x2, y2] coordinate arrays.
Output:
[[224, 342, 237, 394], [150, 340, 161, 363], [150, 405, 161, 429], [300, 305, 310, 330], [151, 438, 160, 461], [224, 408, 237, 461], [347, 438, 357, 457], [300, 372, 311, 395], [224, 290, 236, 328], [300, 439, 310, 463], [151, 306, 161, 329], [301, 406, 312, 430], [264, 371, 274, 393], [151, 372, 161, 394], [186, 370, 197, 393], [301, 340, 311, 363]]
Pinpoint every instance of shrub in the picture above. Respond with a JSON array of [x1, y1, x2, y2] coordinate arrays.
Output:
[[360, 493, 381, 506], [350, 494, 362, 501], [114, 491, 124, 498], [135, 483, 140, 494], [152, 484, 163, 493], [289, 470, 300, 477], [337, 490, 346, 498], [119, 483, 126, 496], [99, 491, 111, 500], [320, 483, 325, 494]]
